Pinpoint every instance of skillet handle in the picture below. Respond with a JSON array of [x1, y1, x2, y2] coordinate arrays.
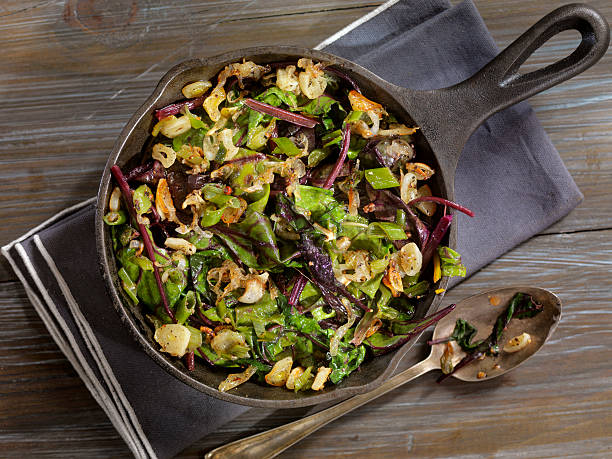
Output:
[[410, 3, 609, 177]]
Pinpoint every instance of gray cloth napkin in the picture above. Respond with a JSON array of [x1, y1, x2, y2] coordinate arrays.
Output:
[[2, 0, 582, 457]]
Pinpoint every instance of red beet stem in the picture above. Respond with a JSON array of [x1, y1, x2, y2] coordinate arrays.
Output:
[[322, 126, 351, 189], [421, 214, 453, 270], [185, 351, 195, 371], [288, 274, 307, 307], [110, 165, 176, 322], [154, 96, 205, 121], [244, 98, 319, 128], [408, 196, 475, 217]]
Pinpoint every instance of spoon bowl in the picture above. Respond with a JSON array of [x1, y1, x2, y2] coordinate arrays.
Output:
[[432, 286, 562, 382], [205, 286, 562, 459]]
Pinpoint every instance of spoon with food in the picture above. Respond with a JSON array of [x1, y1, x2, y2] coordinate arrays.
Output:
[[205, 286, 561, 459]]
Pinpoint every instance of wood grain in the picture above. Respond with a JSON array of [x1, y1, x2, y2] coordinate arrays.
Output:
[[1, 0, 611, 457]]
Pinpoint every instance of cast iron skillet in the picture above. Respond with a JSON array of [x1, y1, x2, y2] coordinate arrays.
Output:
[[96, 4, 608, 408]]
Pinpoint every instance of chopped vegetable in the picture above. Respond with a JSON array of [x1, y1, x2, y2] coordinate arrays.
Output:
[[364, 167, 400, 189], [154, 324, 191, 357], [107, 58, 474, 393]]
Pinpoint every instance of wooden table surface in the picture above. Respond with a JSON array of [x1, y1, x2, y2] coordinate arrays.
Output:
[[1, 0, 611, 457]]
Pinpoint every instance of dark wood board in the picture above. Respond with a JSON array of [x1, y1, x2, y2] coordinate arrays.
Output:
[[1, 0, 611, 457]]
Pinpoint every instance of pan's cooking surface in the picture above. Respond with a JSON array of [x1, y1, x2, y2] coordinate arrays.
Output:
[[96, 5, 608, 407]]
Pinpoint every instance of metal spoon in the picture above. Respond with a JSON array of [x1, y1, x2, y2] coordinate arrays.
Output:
[[205, 286, 561, 459]]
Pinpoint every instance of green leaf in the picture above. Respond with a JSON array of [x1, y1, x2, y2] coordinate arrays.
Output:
[[447, 319, 482, 351], [117, 247, 139, 281], [437, 246, 467, 278], [189, 252, 211, 299], [195, 344, 240, 368], [403, 280, 430, 298], [364, 168, 400, 189], [184, 107, 207, 129], [213, 232, 260, 269], [358, 272, 384, 299], [299, 96, 344, 116], [368, 222, 408, 240], [346, 136, 367, 160], [307, 148, 330, 167], [175, 291, 196, 324], [235, 211, 281, 267], [256, 87, 298, 108], [364, 332, 407, 352], [173, 127, 207, 151], [294, 185, 347, 229], [246, 183, 270, 214], [329, 345, 366, 384], [273, 137, 302, 157], [118, 267, 138, 304], [310, 306, 335, 321]]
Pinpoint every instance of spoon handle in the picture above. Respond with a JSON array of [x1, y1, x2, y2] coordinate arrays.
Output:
[[204, 354, 439, 459]]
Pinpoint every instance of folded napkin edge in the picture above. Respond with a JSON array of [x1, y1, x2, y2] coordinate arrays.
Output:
[[33, 235, 157, 459], [2, 234, 152, 459]]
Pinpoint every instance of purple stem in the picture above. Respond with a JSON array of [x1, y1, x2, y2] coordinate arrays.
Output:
[[110, 165, 176, 322], [154, 96, 205, 120], [421, 214, 453, 270], [380, 189, 430, 248], [185, 351, 195, 371], [259, 342, 273, 365], [322, 125, 351, 189], [224, 153, 266, 165], [427, 337, 452, 346], [196, 307, 218, 327], [244, 98, 319, 128], [288, 274, 307, 307], [409, 196, 475, 217], [234, 126, 248, 147], [197, 346, 218, 367]]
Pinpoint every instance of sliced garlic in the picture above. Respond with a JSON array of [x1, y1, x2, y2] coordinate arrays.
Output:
[[237, 273, 268, 304], [109, 186, 122, 212], [182, 80, 212, 99], [285, 366, 305, 390], [503, 332, 532, 353], [398, 242, 422, 277], [218, 365, 257, 392], [164, 237, 197, 255], [265, 356, 293, 387], [159, 115, 191, 138], [154, 324, 191, 357], [152, 143, 177, 168], [311, 367, 332, 391]]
